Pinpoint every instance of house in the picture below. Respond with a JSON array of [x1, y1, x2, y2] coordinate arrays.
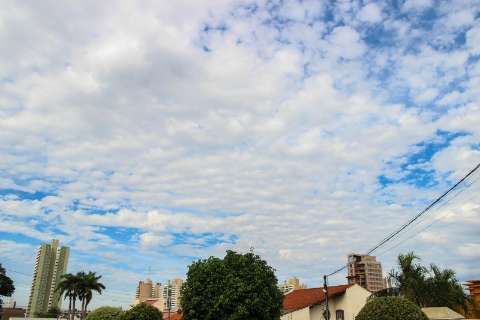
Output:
[[421, 307, 465, 320], [281, 284, 371, 320]]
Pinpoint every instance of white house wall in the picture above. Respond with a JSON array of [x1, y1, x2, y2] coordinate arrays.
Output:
[[281, 306, 310, 320]]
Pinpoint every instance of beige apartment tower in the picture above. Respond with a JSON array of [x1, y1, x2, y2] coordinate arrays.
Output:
[[27, 239, 70, 317], [347, 253, 385, 292], [164, 278, 183, 312], [279, 277, 307, 294], [135, 278, 162, 303], [133, 278, 183, 313]]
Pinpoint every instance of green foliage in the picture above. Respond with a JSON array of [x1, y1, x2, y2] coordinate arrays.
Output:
[[356, 297, 429, 320], [57, 271, 106, 319], [86, 306, 124, 320], [0, 263, 15, 308], [181, 250, 283, 320], [389, 252, 469, 311], [34, 307, 60, 318], [121, 303, 162, 320]]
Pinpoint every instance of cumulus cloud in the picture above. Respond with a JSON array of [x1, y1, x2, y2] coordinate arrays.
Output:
[[358, 3, 383, 23], [1, 0, 479, 308]]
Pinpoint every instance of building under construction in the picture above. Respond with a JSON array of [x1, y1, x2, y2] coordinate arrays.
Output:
[[347, 254, 385, 292]]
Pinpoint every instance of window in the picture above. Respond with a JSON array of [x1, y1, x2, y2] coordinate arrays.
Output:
[[336, 310, 344, 320]]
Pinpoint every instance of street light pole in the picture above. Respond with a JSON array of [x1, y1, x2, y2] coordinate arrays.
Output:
[[323, 275, 329, 320]]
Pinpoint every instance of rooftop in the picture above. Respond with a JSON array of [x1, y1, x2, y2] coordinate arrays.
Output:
[[283, 284, 352, 313]]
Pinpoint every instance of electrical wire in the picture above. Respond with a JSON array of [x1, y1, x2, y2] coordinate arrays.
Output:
[[326, 162, 480, 277]]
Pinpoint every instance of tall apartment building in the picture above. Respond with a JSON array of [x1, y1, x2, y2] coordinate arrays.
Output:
[[27, 239, 69, 317], [163, 278, 183, 313], [347, 253, 385, 292], [279, 277, 307, 294], [133, 278, 183, 313], [135, 278, 162, 303], [465, 280, 480, 305]]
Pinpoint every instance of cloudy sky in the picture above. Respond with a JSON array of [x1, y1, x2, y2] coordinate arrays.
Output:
[[1, 0, 480, 309]]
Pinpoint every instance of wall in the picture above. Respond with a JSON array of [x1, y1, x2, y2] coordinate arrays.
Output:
[[309, 285, 371, 320], [280, 307, 310, 320]]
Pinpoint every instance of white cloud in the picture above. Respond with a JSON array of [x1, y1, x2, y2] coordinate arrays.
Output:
[[466, 25, 480, 55], [459, 243, 480, 257], [358, 3, 383, 23], [403, 0, 433, 11], [0, 0, 479, 308]]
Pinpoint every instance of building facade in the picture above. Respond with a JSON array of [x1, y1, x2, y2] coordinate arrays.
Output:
[[280, 277, 307, 294], [26, 239, 69, 317], [347, 254, 385, 292], [136, 279, 163, 303], [281, 284, 371, 320], [465, 280, 480, 305], [133, 278, 183, 313], [163, 278, 183, 312]]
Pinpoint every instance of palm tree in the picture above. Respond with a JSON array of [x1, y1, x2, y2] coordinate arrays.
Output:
[[389, 252, 469, 312], [77, 272, 105, 319], [389, 252, 428, 306], [56, 273, 80, 320]]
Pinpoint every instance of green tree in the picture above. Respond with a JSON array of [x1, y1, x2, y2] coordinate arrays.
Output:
[[78, 272, 106, 319], [389, 252, 469, 312], [57, 273, 80, 320], [34, 306, 60, 318], [57, 271, 106, 320], [0, 264, 15, 310], [121, 303, 162, 320], [86, 306, 124, 320], [389, 252, 428, 306], [181, 250, 283, 320], [356, 297, 428, 320]]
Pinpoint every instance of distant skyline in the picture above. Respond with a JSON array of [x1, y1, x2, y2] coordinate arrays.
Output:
[[1, 0, 479, 309]]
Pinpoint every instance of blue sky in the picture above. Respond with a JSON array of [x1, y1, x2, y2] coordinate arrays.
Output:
[[1, 0, 480, 309]]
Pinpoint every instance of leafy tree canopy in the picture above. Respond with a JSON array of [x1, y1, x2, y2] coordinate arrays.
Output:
[[86, 306, 124, 320], [0, 263, 15, 308], [389, 252, 469, 312], [181, 250, 283, 320], [0, 263, 15, 297], [357, 297, 429, 320], [121, 303, 162, 320]]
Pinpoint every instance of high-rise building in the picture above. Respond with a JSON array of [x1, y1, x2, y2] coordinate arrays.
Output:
[[27, 239, 69, 317], [347, 253, 385, 292], [279, 277, 307, 294], [132, 278, 183, 313], [465, 280, 480, 305], [163, 278, 183, 313], [135, 278, 163, 303]]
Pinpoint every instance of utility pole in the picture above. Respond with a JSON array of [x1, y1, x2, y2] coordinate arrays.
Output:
[[323, 275, 329, 320]]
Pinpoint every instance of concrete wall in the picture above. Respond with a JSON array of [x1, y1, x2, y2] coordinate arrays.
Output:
[[280, 307, 310, 320], [310, 284, 371, 320]]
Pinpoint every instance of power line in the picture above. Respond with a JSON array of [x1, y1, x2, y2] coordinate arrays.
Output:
[[375, 180, 479, 258], [326, 161, 480, 277]]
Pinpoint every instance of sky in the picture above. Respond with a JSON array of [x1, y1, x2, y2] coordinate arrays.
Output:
[[1, 0, 480, 309]]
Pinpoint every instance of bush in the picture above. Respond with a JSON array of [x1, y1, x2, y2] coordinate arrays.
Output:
[[86, 306, 124, 320], [356, 297, 429, 320], [121, 303, 162, 320]]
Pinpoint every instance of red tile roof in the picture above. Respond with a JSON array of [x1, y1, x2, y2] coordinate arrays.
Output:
[[283, 284, 353, 313], [163, 313, 182, 320]]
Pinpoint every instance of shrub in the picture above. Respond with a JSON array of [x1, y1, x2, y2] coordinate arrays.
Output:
[[86, 306, 124, 320], [356, 297, 429, 320], [121, 303, 162, 320]]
